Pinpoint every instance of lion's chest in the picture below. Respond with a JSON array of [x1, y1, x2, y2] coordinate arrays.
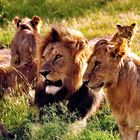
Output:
[[35, 84, 95, 119]]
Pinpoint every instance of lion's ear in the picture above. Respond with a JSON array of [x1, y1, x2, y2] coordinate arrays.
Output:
[[116, 24, 122, 31], [32, 15, 41, 26], [110, 39, 127, 60], [76, 39, 88, 50], [51, 27, 60, 42], [13, 16, 21, 27], [71, 39, 89, 58], [130, 23, 136, 30]]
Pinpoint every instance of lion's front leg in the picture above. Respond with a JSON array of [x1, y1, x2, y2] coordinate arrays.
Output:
[[118, 123, 138, 140]]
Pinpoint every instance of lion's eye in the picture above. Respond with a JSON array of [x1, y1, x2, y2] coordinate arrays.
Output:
[[90, 61, 101, 75], [54, 54, 62, 61], [93, 61, 101, 70]]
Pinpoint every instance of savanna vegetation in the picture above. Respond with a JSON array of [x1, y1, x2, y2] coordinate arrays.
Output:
[[0, 0, 140, 139]]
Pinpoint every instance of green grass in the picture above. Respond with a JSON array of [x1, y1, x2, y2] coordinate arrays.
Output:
[[0, 94, 119, 140], [1, 0, 140, 51], [0, 0, 140, 139]]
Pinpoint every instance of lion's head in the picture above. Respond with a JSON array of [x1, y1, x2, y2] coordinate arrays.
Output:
[[110, 23, 136, 45], [37, 25, 91, 95], [116, 23, 136, 40], [84, 39, 128, 91], [13, 15, 41, 33]]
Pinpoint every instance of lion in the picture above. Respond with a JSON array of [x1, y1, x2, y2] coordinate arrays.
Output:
[[0, 61, 38, 139], [10, 15, 41, 83], [109, 23, 136, 45], [84, 39, 140, 140], [0, 65, 30, 98], [34, 25, 103, 123], [0, 58, 39, 97]]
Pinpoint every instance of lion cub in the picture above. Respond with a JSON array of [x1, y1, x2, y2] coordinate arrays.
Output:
[[10, 15, 41, 67], [110, 23, 136, 45]]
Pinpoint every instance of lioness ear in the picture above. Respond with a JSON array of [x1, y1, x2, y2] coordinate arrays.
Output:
[[116, 24, 122, 31], [130, 23, 136, 30], [51, 27, 60, 42], [13, 16, 21, 27], [111, 39, 127, 60], [32, 15, 41, 26]]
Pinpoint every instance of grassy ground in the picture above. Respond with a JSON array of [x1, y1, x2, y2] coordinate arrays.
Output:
[[0, 0, 140, 139], [0, 94, 119, 140]]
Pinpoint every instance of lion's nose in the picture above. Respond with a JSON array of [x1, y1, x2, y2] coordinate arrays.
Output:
[[40, 70, 51, 77]]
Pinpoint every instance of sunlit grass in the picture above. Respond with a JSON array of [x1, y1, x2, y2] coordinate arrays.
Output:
[[0, 94, 119, 139]]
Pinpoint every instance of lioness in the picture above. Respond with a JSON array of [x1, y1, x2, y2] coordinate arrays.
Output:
[[10, 15, 41, 83], [110, 23, 136, 45], [34, 25, 103, 122], [0, 58, 39, 97], [84, 39, 140, 140], [0, 66, 29, 98]]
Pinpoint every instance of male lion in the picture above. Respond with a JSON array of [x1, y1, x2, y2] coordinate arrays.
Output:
[[84, 39, 140, 140], [110, 23, 136, 45], [10, 16, 41, 82], [34, 25, 103, 122]]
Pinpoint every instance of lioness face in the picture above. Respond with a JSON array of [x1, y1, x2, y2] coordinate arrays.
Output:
[[39, 42, 73, 86], [84, 40, 126, 90]]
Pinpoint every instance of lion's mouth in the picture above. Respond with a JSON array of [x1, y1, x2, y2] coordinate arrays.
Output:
[[45, 79, 63, 87], [45, 79, 63, 95], [89, 82, 104, 90]]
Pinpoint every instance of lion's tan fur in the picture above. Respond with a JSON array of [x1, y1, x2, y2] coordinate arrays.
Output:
[[0, 66, 29, 97], [85, 39, 140, 139], [0, 59, 38, 96]]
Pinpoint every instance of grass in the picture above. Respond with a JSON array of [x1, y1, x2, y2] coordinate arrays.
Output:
[[0, 0, 140, 139], [1, 0, 140, 51], [0, 94, 119, 140]]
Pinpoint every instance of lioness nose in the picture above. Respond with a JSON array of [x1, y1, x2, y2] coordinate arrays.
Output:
[[40, 70, 51, 77], [83, 79, 90, 85]]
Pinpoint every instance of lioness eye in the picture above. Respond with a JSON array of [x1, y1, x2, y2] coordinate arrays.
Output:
[[54, 54, 62, 61], [128, 31, 132, 37]]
